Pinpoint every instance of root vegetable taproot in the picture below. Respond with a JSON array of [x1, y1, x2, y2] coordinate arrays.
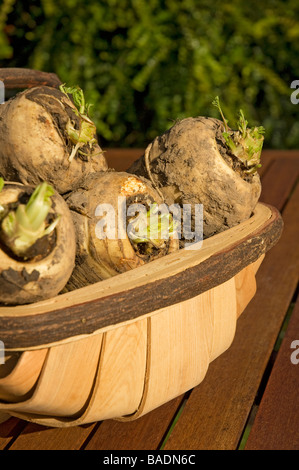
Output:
[[0, 179, 76, 305], [128, 98, 264, 239], [64, 171, 179, 290], [0, 85, 108, 194]]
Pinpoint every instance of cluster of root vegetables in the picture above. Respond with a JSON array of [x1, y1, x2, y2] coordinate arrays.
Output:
[[0, 86, 264, 305]]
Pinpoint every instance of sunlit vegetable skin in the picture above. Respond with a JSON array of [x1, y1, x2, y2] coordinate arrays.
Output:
[[129, 116, 262, 238], [65, 171, 179, 290], [0, 182, 76, 305], [0, 86, 108, 194]]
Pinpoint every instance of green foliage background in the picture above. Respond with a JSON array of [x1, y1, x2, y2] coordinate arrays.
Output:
[[1, 0, 299, 149]]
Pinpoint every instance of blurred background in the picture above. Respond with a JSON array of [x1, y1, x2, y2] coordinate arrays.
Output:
[[0, 0, 298, 149]]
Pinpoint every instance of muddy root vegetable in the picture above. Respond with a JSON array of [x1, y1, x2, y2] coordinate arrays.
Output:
[[0, 85, 108, 194], [0, 180, 76, 305], [129, 99, 264, 238], [64, 171, 179, 290]]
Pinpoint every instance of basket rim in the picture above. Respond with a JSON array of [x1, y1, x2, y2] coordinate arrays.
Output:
[[0, 67, 61, 89], [0, 202, 283, 350]]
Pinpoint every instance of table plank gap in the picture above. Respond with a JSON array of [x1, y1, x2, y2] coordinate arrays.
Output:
[[159, 392, 191, 450]]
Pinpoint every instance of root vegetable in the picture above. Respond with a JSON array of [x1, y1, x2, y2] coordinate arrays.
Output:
[[128, 98, 264, 238], [0, 179, 76, 305], [64, 171, 179, 290], [0, 85, 108, 194]]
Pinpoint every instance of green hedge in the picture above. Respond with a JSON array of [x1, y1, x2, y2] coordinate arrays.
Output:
[[1, 0, 299, 149]]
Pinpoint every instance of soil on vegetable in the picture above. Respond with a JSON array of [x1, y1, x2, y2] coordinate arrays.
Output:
[[149, 117, 254, 184], [0, 267, 40, 295]]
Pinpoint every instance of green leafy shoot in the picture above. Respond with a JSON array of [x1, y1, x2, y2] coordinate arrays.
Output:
[[0, 182, 60, 259], [63, 85, 85, 114], [212, 96, 265, 174], [59, 84, 97, 162], [128, 203, 177, 254], [212, 96, 229, 133]]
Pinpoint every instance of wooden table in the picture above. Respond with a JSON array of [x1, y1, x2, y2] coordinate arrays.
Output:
[[0, 149, 298, 451]]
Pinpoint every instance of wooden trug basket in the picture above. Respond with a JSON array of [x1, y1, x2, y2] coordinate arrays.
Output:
[[0, 70, 283, 428]]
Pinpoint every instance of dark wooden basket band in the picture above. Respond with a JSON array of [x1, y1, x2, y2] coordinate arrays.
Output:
[[0, 68, 62, 89]]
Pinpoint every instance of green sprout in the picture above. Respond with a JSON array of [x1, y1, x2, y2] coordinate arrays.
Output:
[[0, 182, 60, 258], [128, 203, 177, 253], [212, 96, 265, 174], [59, 84, 98, 162]]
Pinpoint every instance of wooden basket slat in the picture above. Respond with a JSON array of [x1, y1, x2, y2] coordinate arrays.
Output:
[[127, 294, 213, 420], [0, 349, 47, 402], [123, 276, 238, 421], [5, 319, 148, 427], [235, 256, 262, 318], [207, 277, 238, 363], [0, 335, 103, 417], [79, 319, 148, 421]]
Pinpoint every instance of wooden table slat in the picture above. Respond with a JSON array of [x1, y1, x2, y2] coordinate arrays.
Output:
[[84, 396, 184, 450], [6, 421, 96, 451], [0, 417, 27, 450], [259, 157, 299, 211], [244, 294, 299, 450]]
